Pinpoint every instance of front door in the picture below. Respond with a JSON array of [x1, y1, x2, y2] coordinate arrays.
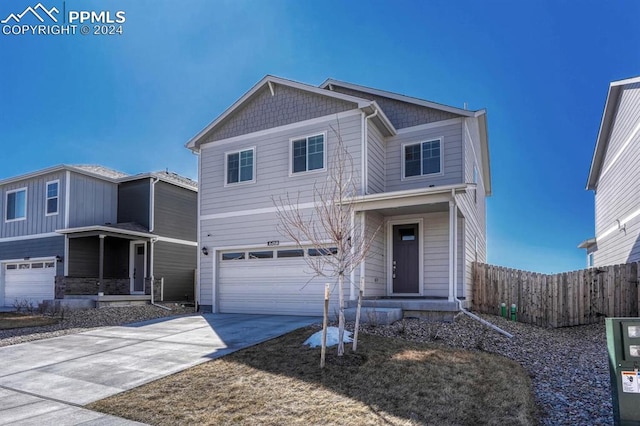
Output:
[[131, 242, 146, 293], [392, 224, 420, 294]]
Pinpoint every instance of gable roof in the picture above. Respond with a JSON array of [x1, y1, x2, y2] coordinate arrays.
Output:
[[120, 170, 198, 191], [586, 75, 640, 190], [185, 75, 378, 150]]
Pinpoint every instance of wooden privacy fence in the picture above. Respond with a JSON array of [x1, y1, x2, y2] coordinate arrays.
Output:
[[473, 262, 640, 328]]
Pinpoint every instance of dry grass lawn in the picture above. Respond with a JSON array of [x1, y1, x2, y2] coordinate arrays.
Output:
[[88, 327, 537, 425], [0, 312, 58, 329]]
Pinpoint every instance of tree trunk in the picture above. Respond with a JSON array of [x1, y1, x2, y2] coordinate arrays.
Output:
[[337, 272, 345, 356]]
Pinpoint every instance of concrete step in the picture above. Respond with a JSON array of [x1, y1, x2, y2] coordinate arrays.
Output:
[[344, 307, 403, 325]]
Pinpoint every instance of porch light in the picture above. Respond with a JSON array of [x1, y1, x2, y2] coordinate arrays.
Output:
[[201, 246, 209, 256]]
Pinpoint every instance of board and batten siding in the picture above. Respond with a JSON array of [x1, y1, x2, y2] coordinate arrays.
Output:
[[385, 121, 464, 192], [68, 173, 118, 228], [199, 112, 363, 217], [0, 171, 67, 238], [153, 181, 197, 241], [0, 236, 64, 266], [592, 83, 640, 266]]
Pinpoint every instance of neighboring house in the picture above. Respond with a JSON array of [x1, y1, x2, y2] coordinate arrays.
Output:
[[187, 75, 491, 316], [0, 165, 197, 308], [580, 76, 640, 267]]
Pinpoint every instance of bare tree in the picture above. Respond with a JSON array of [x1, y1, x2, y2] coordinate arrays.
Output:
[[273, 124, 379, 356]]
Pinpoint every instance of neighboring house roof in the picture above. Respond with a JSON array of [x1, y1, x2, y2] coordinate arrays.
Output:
[[577, 237, 597, 249], [56, 222, 156, 239], [586, 75, 640, 190], [120, 170, 198, 191], [72, 164, 129, 180]]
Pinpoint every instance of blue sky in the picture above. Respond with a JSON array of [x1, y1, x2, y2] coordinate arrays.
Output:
[[1, 0, 639, 273]]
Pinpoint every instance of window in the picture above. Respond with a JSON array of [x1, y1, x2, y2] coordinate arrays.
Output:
[[6, 264, 17, 270], [248, 251, 273, 259], [308, 247, 338, 256], [226, 148, 255, 185], [222, 252, 245, 261], [277, 249, 304, 258], [587, 253, 594, 268], [403, 139, 442, 178], [6, 188, 27, 221], [46, 181, 59, 215], [291, 133, 325, 174]]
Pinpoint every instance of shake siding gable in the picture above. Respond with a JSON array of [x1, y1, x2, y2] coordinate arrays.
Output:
[[205, 85, 358, 143], [199, 113, 363, 216]]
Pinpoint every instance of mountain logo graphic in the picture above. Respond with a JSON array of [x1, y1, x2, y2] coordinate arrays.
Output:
[[1, 3, 59, 24]]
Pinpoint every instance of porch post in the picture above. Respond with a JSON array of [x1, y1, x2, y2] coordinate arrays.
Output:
[[349, 210, 356, 301], [448, 201, 456, 302], [98, 235, 105, 292]]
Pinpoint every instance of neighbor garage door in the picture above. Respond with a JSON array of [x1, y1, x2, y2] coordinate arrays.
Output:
[[3, 260, 56, 306], [218, 248, 338, 316]]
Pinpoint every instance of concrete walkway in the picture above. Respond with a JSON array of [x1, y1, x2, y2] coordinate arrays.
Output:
[[0, 313, 319, 425]]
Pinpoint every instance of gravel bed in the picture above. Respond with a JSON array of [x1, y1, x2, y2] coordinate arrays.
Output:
[[0, 304, 195, 347], [357, 313, 611, 426]]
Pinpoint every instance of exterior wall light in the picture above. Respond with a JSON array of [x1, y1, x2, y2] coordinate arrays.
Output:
[[201, 246, 209, 256]]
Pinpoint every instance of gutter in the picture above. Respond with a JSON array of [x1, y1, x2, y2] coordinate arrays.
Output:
[[149, 176, 160, 232], [361, 106, 379, 194]]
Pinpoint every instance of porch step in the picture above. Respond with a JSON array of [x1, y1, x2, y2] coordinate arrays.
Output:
[[348, 298, 459, 312], [46, 298, 96, 309], [96, 295, 151, 308], [344, 307, 403, 325]]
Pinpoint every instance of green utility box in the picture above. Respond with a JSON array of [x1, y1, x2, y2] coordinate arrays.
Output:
[[606, 318, 640, 425]]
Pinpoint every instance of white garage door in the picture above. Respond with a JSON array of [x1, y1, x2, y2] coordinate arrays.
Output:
[[218, 248, 338, 316], [4, 260, 56, 306]]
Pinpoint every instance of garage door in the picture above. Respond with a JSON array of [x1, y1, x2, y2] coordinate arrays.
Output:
[[4, 260, 56, 306], [218, 248, 339, 316]]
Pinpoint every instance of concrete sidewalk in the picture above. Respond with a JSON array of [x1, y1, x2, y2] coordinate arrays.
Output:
[[0, 313, 318, 425]]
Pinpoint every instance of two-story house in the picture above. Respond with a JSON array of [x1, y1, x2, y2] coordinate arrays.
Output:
[[580, 75, 640, 267], [0, 165, 198, 308], [187, 76, 490, 316]]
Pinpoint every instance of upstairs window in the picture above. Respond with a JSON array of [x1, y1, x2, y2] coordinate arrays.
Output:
[[226, 148, 255, 185], [291, 133, 325, 174], [403, 139, 442, 178], [46, 181, 59, 215], [6, 188, 27, 222]]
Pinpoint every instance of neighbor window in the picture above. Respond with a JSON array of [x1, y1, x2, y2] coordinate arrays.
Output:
[[308, 247, 338, 256], [226, 148, 255, 185], [46, 181, 59, 215], [291, 133, 325, 174], [403, 139, 442, 178], [222, 252, 245, 261], [6, 188, 27, 221]]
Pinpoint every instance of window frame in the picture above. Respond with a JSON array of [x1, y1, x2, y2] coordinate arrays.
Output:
[[45, 180, 60, 216], [401, 138, 444, 180], [5, 187, 27, 223], [289, 132, 327, 176], [224, 147, 256, 187]]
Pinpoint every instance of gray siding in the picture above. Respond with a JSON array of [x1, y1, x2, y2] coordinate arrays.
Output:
[[206, 85, 357, 142], [363, 211, 385, 297], [153, 181, 197, 241], [68, 173, 118, 228], [0, 236, 64, 268], [385, 121, 464, 192], [329, 86, 461, 129], [367, 121, 386, 194], [200, 112, 363, 216], [0, 171, 66, 238], [68, 238, 99, 277], [153, 241, 196, 301], [424, 212, 449, 297], [118, 179, 150, 229]]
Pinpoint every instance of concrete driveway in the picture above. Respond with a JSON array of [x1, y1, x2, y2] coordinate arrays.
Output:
[[0, 313, 319, 425]]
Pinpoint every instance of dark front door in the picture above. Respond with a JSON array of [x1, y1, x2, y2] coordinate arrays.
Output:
[[392, 224, 420, 294]]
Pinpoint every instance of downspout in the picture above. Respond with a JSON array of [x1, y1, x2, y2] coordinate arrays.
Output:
[[361, 107, 378, 195], [149, 176, 160, 232], [149, 237, 171, 311], [451, 188, 512, 338]]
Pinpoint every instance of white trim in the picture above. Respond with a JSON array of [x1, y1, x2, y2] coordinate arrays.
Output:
[[155, 236, 198, 247], [401, 138, 444, 180], [224, 146, 257, 186], [196, 150, 202, 309], [211, 247, 217, 312], [197, 110, 361, 150], [64, 171, 71, 228], [600, 119, 640, 181], [361, 112, 367, 194], [200, 201, 316, 221], [149, 177, 158, 232], [129, 240, 147, 294], [45, 180, 60, 216], [396, 117, 463, 134], [56, 225, 155, 239], [289, 132, 327, 176], [0, 232, 60, 243], [213, 239, 331, 252], [64, 234, 69, 276], [449, 200, 457, 302], [1, 256, 56, 264], [5, 187, 27, 223], [386, 217, 424, 296]]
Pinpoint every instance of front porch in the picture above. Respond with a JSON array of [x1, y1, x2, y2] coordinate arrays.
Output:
[[346, 297, 461, 323]]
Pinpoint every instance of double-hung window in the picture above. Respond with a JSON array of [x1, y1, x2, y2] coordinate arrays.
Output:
[[403, 139, 442, 178], [46, 181, 59, 215], [6, 188, 27, 221], [291, 133, 325, 174], [225, 148, 255, 185]]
